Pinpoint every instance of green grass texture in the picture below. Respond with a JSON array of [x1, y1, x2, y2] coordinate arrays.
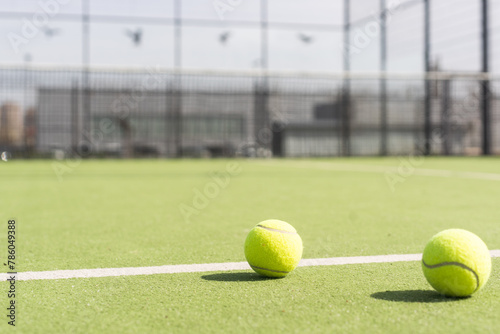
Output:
[[1, 158, 499, 333]]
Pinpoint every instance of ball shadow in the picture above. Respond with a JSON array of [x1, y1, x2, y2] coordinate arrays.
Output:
[[201, 272, 281, 282], [370, 290, 470, 303]]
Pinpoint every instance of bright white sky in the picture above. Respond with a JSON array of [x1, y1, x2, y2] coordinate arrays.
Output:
[[0, 0, 498, 73]]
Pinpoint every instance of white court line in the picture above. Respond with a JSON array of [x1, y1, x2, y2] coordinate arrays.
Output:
[[258, 161, 500, 182], [2, 250, 499, 282]]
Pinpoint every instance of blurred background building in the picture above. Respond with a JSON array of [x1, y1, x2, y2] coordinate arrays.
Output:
[[0, 102, 24, 148]]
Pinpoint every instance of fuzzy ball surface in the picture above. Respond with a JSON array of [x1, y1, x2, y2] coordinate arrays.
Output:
[[244, 219, 303, 278], [422, 229, 491, 297]]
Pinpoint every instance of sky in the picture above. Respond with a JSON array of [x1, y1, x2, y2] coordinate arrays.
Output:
[[0, 0, 498, 73]]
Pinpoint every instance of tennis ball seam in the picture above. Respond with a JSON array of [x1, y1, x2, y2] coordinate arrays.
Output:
[[256, 225, 297, 235], [422, 260, 480, 292], [249, 264, 290, 274]]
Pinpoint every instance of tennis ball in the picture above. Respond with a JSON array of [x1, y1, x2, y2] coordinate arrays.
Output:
[[422, 229, 491, 297], [244, 219, 303, 278]]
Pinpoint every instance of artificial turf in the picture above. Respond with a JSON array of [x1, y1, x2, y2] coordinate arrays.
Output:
[[1, 158, 499, 333], [10, 259, 500, 334]]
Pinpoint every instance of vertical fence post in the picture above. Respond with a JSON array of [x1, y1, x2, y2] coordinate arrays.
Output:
[[174, 0, 183, 157], [481, 0, 491, 155], [257, 0, 270, 152], [261, 0, 268, 74], [254, 83, 269, 150], [71, 80, 79, 156], [271, 121, 283, 157], [342, 0, 351, 157], [23, 54, 31, 155], [423, 0, 431, 155], [167, 80, 179, 158], [380, 0, 387, 156], [441, 79, 450, 155], [82, 0, 91, 157]]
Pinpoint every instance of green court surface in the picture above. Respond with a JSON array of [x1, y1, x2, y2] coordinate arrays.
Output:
[[1, 158, 499, 333]]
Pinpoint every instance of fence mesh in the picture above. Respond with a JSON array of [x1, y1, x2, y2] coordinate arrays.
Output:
[[0, 67, 498, 158]]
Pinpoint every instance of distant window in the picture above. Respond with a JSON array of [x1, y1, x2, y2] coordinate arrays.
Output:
[[313, 102, 340, 121]]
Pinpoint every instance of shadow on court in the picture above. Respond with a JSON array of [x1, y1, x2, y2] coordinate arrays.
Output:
[[201, 272, 281, 282], [370, 290, 468, 303]]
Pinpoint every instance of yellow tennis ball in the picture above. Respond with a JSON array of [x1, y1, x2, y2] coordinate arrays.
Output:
[[422, 229, 491, 297], [244, 219, 303, 278]]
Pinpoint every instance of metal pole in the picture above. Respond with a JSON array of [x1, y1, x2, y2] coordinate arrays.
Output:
[[174, 0, 182, 157], [71, 80, 79, 155], [343, 0, 350, 75], [260, 0, 268, 75], [423, 0, 431, 155], [257, 0, 270, 150], [23, 54, 30, 153], [82, 0, 90, 156], [174, 0, 181, 71], [380, 0, 387, 156], [82, 0, 90, 72], [481, 0, 491, 155], [441, 80, 450, 155], [342, 0, 351, 156]]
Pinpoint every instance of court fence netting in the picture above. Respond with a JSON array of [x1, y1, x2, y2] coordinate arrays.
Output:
[[0, 66, 498, 159]]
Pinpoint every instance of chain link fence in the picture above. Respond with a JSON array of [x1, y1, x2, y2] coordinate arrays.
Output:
[[0, 67, 498, 158]]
